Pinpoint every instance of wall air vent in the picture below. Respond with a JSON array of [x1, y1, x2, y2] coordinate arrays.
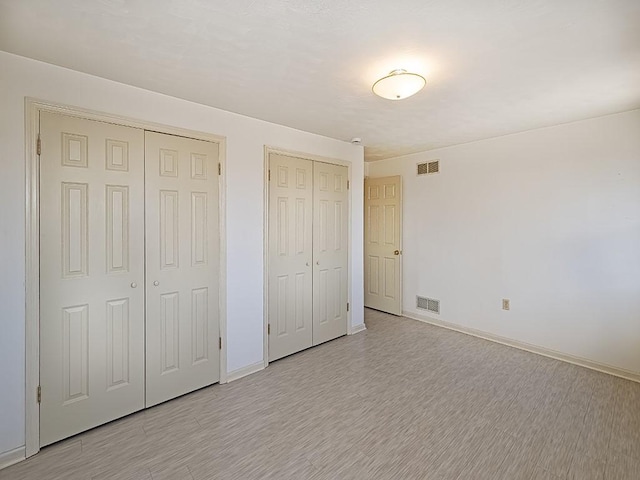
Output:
[[417, 160, 439, 176], [417, 296, 440, 314]]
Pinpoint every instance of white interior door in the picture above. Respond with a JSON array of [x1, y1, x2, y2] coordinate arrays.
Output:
[[268, 153, 314, 361], [40, 112, 145, 446], [145, 132, 220, 407], [312, 161, 349, 345], [364, 175, 402, 315]]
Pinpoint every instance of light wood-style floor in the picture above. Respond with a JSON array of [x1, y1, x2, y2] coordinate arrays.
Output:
[[3, 308, 640, 479]]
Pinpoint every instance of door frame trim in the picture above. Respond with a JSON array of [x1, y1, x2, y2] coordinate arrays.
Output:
[[25, 98, 228, 457], [262, 146, 354, 368]]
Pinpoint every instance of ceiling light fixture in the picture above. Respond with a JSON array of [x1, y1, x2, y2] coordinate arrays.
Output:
[[372, 69, 426, 100]]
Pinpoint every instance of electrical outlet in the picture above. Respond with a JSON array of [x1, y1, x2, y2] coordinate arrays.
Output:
[[502, 299, 510, 310]]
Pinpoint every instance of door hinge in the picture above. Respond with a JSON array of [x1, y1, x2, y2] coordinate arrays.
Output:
[[37, 135, 41, 156], [268, 170, 271, 181], [347, 180, 350, 190], [37, 385, 41, 403], [347, 302, 350, 312], [267, 323, 271, 335], [218, 163, 222, 175], [219, 337, 222, 349]]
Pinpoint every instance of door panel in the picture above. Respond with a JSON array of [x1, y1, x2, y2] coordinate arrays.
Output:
[[312, 161, 348, 345], [364, 176, 402, 315], [145, 132, 220, 407], [40, 112, 145, 446], [268, 154, 314, 361]]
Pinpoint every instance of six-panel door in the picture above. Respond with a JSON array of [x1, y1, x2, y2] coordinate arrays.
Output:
[[364, 176, 402, 315], [268, 154, 314, 361], [144, 132, 220, 407], [312, 161, 349, 345], [268, 154, 349, 360], [40, 112, 146, 446]]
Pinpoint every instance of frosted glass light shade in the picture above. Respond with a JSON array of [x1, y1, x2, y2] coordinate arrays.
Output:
[[372, 69, 426, 100]]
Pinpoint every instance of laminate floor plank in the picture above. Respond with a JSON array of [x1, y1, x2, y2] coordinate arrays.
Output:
[[2, 309, 639, 479]]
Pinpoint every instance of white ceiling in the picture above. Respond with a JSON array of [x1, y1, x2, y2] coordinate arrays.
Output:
[[1, 0, 639, 161]]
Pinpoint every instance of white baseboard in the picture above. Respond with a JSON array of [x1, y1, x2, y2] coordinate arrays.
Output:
[[226, 361, 265, 383], [403, 310, 640, 384], [0, 446, 25, 471], [350, 323, 367, 335]]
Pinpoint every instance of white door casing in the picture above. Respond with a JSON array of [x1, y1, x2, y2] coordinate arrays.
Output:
[[364, 176, 402, 315], [144, 131, 220, 407], [39, 112, 146, 446], [312, 161, 349, 345], [267, 153, 314, 361]]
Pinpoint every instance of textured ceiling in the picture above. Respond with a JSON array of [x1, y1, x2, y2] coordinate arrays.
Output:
[[1, 0, 639, 161]]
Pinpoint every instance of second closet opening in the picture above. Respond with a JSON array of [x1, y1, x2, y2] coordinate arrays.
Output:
[[266, 151, 350, 362]]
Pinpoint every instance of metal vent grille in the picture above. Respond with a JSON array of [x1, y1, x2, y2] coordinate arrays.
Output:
[[417, 160, 440, 176], [417, 296, 440, 314]]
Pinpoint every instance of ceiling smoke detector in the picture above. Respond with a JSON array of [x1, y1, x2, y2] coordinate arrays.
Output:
[[372, 69, 426, 100]]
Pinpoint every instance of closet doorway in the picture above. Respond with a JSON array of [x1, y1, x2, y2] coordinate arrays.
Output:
[[36, 108, 224, 447], [266, 150, 350, 362]]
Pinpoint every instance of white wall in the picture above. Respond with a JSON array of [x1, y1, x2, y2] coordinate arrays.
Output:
[[0, 51, 364, 456], [368, 110, 640, 375]]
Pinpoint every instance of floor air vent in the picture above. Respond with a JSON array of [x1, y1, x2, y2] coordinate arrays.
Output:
[[417, 296, 440, 314], [417, 160, 439, 176]]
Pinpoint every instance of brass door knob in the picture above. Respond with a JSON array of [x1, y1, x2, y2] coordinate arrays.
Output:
[[394, 250, 400, 255]]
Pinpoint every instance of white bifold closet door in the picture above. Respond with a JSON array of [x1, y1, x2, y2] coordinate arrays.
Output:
[[312, 161, 348, 345], [268, 154, 348, 362], [268, 154, 314, 361], [144, 132, 220, 407], [40, 113, 220, 445], [40, 112, 146, 446]]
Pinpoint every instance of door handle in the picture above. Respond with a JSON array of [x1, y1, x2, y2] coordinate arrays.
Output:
[[130, 282, 137, 288], [153, 281, 160, 286], [394, 250, 401, 255]]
